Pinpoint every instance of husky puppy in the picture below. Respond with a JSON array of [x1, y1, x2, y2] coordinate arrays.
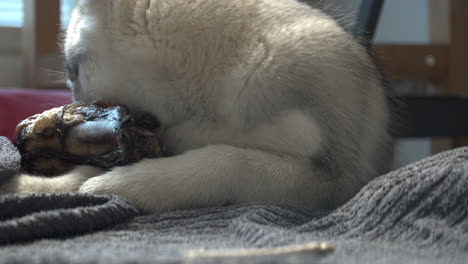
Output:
[[0, 0, 391, 213]]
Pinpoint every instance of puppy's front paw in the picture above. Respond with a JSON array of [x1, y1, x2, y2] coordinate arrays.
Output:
[[78, 166, 162, 212], [0, 165, 104, 194], [78, 175, 109, 195], [78, 168, 127, 195]]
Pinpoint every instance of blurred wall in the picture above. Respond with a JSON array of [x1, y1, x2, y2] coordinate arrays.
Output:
[[0, 0, 76, 88]]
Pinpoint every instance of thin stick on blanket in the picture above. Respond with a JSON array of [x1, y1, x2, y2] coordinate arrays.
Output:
[[184, 242, 335, 259]]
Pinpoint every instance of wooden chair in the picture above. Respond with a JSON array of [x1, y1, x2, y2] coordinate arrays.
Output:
[[355, 0, 468, 143]]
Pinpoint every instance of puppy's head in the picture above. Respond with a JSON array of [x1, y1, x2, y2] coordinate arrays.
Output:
[[65, 0, 169, 109], [64, 0, 253, 117], [64, 0, 340, 124]]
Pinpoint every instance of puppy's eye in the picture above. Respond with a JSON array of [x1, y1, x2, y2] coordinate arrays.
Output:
[[66, 54, 82, 82], [66, 61, 79, 82]]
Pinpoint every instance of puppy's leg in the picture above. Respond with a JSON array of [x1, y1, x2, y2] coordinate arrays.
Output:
[[0, 166, 103, 194], [79, 145, 334, 213]]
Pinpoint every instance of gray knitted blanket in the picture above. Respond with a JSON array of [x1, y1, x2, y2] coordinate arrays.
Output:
[[0, 136, 467, 263]]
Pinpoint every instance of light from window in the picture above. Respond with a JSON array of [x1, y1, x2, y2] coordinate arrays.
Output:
[[62, 0, 76, 28], [0, 0, 23, 27]]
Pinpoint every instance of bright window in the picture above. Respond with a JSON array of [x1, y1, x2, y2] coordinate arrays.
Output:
[[0, 0, 76, 28], [0, 0, 23, 27]]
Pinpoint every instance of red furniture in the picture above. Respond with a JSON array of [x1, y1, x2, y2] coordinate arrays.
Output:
[[0, 88, 72, 141]]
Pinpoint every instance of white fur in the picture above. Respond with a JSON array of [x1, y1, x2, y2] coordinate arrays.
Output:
[[1, 0, 391, 213]]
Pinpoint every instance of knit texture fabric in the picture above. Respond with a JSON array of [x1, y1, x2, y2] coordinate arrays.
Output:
[[0, 136, 467, 263]]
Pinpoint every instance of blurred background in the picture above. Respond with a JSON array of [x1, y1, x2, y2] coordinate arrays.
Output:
[[0, 0, 467, 169]]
